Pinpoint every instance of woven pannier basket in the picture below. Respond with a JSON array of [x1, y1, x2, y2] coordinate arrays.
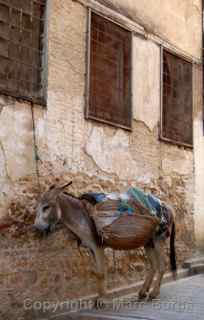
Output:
[[92, 200, 159, 250]]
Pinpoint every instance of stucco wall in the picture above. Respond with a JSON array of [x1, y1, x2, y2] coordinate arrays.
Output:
[[0, 0, 200, 209], [0, 0, 202, 317], [96, 0, 201, 59], [193, 64, 204, 251], [0, 96, 36, 217]]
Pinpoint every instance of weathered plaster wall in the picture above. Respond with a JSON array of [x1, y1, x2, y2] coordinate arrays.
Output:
[[132, 37, 160, 131], [193, 65, 204, 251], [0, 0, 201, 317], [96, 0, 202, 59], [0, 96, 37, 218]]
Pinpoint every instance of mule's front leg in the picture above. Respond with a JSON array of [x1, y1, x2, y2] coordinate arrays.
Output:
[[94, 270, 106, 297], [91, 247, 107, 308]]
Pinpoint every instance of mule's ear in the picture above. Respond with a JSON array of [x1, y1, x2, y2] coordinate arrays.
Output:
[[60, 181, 72, 190]]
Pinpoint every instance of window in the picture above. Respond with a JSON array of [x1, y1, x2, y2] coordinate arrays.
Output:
[[161, 50, 193, 147], [0, 0, 47, 105], [86, 11, 132, 130]]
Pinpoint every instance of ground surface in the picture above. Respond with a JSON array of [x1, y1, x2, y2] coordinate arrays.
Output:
[[49, 274, 204, 320]]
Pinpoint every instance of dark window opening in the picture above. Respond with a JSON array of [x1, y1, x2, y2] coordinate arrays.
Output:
[[0, 0, 47, 105], [86, 12, 132, 130], [161, 50, 193, 147]]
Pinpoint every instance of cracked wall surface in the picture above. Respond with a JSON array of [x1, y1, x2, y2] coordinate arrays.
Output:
[[0, 96, 36, 217], [0, 0, 202, 317]]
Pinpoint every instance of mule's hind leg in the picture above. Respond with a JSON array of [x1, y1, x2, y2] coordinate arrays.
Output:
[[149, 240, 166, 300], [138, 245, 157, 300]]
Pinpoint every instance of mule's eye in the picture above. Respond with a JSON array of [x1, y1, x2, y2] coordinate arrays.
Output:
[[43, 205, 50, 212]]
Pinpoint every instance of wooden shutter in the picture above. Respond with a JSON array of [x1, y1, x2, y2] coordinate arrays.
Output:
[[162, 50, 193, 147], [86, 12, 132, 130], [0, 0, 46, 104]]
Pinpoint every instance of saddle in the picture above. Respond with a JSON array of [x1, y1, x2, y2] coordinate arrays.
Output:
[[80, 187, 164, 250]]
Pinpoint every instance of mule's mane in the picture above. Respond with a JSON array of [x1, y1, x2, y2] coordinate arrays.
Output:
[[60, 191, 88, 210], [61, 191, 79, 200], [60, 190, 99, 235], [61, 191, 94, 206]]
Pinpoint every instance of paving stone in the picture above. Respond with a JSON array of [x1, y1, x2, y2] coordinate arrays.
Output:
[[62, 274, 204, 320]]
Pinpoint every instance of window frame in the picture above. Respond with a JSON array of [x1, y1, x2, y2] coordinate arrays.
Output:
[[160, 47, 193, 148], [85, 9, 133, 131], [0, 0, 47, 106]]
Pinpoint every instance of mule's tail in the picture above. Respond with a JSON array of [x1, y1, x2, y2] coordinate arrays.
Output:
[[170, 221, 177, 279]]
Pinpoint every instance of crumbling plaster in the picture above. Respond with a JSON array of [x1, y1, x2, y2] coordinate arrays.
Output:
[[0, 0, 196, 210], [132, 36, 160, 131], [0, 97, 36, 216]]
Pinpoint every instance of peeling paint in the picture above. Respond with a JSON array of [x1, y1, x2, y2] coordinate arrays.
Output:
[[132, 37, 160, 131], [0, 140, 12, 182], [85, 126, 138, 179]]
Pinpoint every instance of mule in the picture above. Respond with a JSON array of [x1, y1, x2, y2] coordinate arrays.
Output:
[[34, 182, 177, 301]]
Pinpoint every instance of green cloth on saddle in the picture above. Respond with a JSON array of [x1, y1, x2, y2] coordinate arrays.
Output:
[[127, 187, 158, 215], [127, 187, 170, 238]]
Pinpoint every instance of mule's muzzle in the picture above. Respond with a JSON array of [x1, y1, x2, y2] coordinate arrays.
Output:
[[34, 220, 57, 236], [34, 219, 49, 232], [34, 223, 51, 238], [45, 224, 52, 235]]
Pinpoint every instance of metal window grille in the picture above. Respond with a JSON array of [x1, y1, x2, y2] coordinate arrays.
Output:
[[0, 0, 47, 105], [85, 11, 132, 130], [161, 49, 193, 147]]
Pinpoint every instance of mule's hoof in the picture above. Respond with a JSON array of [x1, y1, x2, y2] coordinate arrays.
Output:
[[138, 292, 147, 300], [148, 291, 160, 301], [94, 298, 107, 310]]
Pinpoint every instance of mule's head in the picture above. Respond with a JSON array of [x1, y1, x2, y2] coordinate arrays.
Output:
[[34, 181, 72, 234]]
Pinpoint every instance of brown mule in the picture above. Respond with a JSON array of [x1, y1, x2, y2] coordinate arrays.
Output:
[[34, 182, 177, 302]]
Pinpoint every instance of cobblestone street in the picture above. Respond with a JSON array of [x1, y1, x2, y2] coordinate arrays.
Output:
[[53, 274, 204, 320]]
